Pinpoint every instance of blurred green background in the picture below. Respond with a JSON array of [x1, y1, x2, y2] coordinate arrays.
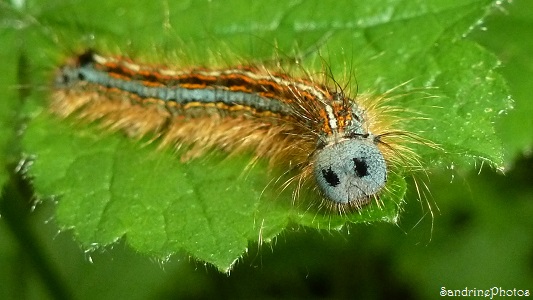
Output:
[[1, 0, 532, 299]]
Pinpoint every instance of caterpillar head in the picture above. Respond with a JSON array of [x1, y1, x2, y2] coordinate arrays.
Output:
[[313, 136, 387, 207]]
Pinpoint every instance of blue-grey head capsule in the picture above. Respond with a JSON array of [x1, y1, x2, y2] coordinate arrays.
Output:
[[55, 65, 82, 88], [313, 138, 387, 205], [55, 51, 96, 88]]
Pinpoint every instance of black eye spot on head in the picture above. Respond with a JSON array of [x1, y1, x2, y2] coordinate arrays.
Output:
[[78, 72, 86, 80], [352, 157, 369, 178], [321, 167, 340, 187], [61, 74, 70, 84]]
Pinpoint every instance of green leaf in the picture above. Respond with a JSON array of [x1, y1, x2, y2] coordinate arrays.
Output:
[[470, 0, 533, 163], [4, 0, 510, 272], [0, 8, 21, 187]]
